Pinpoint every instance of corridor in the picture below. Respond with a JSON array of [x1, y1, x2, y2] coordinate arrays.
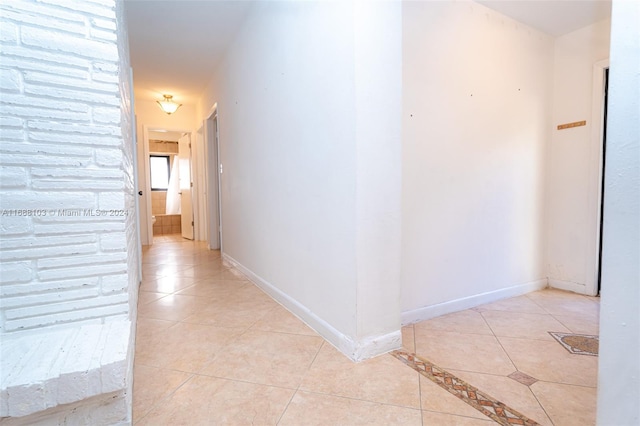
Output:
[[133, 237, 599, 425]]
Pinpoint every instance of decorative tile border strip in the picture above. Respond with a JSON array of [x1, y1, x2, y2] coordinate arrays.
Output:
[[548, 332, 599, 356], [391, 349, 540, 426]]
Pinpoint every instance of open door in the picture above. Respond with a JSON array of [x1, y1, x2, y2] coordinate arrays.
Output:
[[205, 111, 221, 250], [178, 133, 194, 240]]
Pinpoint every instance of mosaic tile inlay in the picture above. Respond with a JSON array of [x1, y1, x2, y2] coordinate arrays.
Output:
[[392, 349, 540, 426], [549, 332, 599, 356]]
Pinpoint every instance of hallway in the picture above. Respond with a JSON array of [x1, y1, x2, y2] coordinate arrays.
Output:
[[134, 238, 599, 425]]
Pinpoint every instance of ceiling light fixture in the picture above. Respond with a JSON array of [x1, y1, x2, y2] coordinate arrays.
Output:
[[156, 94, 182, 115]]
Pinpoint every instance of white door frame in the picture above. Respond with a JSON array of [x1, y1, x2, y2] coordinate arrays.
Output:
[[141, 125, 152, 246], [585, 58, 610, 296], [204, 105, 222, 251], [178, 133, 194, 240], [129, 69, 142, 283], [192, 125, 207, 242]]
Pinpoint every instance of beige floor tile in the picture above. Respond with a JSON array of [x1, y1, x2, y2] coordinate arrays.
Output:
[[414, 329, 516, 376], [414, 310, 493, 335], [141, 263, 192, 279], [191, 250, 222, 261], [157, 255, 200, 266], [526, 289, 600, 317], [135, 240, 602, 426], [300, 343, 421, 408], [419, 376, 487, 420], [175, 278, 249, 300], [183, 290, 277, 329], [137, 293, 208, 322], [132, 365, 192, 422], [214, 268, 248, 281], [421, 410, 495, 425], [200, 329, 323, 388], [498, 336, 598, 387], [250, 304, 318, 336], [552, 313, 600, 335], [481, 310, 571, 341], [530, 381, 597, 426], [139, 275, 202, 294], [135, 322, 243, 373], [402, 325, 416, 352], [135, 317, 176, 344], [136, 290, 167, 305], [219, 283, 275, 304], [136, 375, 294, 426], [449, 369, 553, 426], [193, 258, 227, 268], [473, 295, 549, 315], [176, 264, 228, 280], [279, 391, 422, 426]]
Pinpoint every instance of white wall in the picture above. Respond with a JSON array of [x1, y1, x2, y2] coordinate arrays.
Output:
[[596, 0, 640, 422], [401, 1, 553, 322], [546, 19, 611, 295], [353, 1, 402, 344], [199, 1, 403, 359]]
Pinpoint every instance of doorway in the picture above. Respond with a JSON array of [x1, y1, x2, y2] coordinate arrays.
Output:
[[141, 127, 195, 244], [177, 133, 194, 240], [586, 59, 610, 296], [204, 109, 222, 251]]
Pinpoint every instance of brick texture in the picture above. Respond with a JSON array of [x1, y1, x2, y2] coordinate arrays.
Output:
[[0, 0, 137, 421], [0, 0, 137, 335]]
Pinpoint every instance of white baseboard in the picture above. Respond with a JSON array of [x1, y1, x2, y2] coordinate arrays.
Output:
[[401, 279, 548, 325], [222, 253, 401, 362], [548, 278, 587, 295]]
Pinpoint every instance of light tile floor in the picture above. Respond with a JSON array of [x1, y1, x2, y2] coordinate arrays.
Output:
[[134, 236, 599, 425]]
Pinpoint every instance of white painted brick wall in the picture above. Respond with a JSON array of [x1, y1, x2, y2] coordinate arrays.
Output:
[[1, 322, 130, 420], [0, 0, 138, 421], [2, 277, 100, 298], [0, 216, 32, 236], [115, 0, 138, 419]]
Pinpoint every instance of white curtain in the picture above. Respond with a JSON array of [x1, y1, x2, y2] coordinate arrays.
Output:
[[165, 156, 181, 214]]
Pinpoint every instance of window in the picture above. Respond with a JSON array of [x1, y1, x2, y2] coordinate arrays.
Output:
[[150, 155, 170, 190]]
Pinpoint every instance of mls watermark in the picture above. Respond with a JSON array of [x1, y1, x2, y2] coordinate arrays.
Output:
[[1, 209, 130, 217]]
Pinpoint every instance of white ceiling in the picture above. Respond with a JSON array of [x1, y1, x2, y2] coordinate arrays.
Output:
[[477, 0, 611, 36], [124, 0, 254, 105], [124, 1, 611, 107]]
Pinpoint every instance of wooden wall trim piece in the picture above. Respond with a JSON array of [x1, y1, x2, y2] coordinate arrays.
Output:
[[557, 120, 587, 130]]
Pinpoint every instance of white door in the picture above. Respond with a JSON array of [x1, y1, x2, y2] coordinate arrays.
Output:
[[206, 113, 221, 250], [193, 125, 207, 242], [178, 133, 194, 240]]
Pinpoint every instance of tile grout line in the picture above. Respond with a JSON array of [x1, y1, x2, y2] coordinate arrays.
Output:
[[471, 312, 555, 426], [275, 388, 298, 425], [275, 341, 325, 425], [411, 325, 425, 425], [133, 370, 196, 425], [476, 309, 519, 371], [288, 388, 424, 412], [523, 293, 555, 317], [391, 349, 541, 426]]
